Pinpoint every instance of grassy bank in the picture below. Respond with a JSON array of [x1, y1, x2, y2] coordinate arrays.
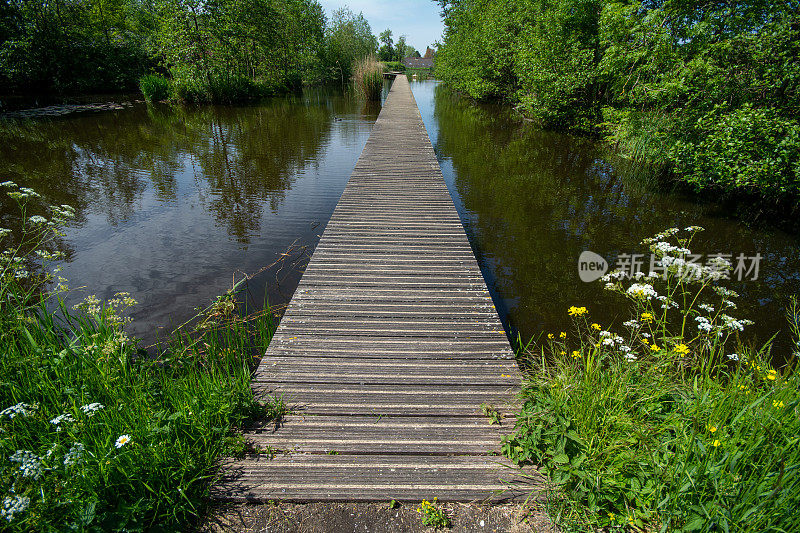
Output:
[[0, 181, 278, 530], [503, 227, 800, 531]]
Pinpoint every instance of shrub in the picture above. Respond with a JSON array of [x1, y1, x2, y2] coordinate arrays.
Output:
[[138, 74, 170, 103], [504, 227, 800, 532], [669, 105, 800, 201], [352, 55, 384, 101]]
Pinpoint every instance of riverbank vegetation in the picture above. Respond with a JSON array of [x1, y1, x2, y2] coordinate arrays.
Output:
[[0, 0, 380, 105], [352, 56, 383, 101], [504, 227, 800, 531], [0, 181, 277, 530], [435, 0, 800, 209]]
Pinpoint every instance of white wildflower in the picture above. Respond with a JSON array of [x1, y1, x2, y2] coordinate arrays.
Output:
[[623, 319, 639, 328], [0, 181, 16, 188], [726, 353, 739, 361], [50, 413, 75, 431], [80, 403, 104, 417], [9, 450, 43, 480], [27, 215, 47, 225], [685, 226, 704, 233], [627, 283, 658, 300], [0, 228, 10, 239], [698, 304, 715, 313], [695, 316, 713, 332], [63, 443, 85, 467], [115, 435, 131, 449], [1, 495, 30, 522], [0, 403, 37, 420]]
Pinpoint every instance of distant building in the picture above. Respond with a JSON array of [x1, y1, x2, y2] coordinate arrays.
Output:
[[402, 57, 434, 69], [424, 47, 436, 59]]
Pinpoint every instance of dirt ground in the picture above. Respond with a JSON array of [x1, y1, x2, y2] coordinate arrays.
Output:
[[203, 501, 557, 533]]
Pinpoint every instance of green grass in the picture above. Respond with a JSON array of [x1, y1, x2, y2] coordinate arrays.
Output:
[[503, 227, 800, 532], [0, 181, 277, 530], [138, 74, 170, 103]]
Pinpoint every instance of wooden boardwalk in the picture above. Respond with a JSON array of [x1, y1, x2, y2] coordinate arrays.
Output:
[[214, 76, 535, 503]]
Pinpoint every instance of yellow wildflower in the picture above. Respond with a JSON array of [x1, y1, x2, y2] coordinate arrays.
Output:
[[766, 369, 777, 381], [641, 312, 654, 322], [707, 425, 717, 433], [568, 306, 588, 317], [650, 344, 660, 351], [773, 400, 785, 408], [571, 350, 581, 359], [559, 350, 566, 356], [547, 333, 554, 340], [712, 440, 721, 447], [559, 331, 567, 339], [608, 512, 615, 521], [591, 323, 601, 331], [674, 343, 690, 356]]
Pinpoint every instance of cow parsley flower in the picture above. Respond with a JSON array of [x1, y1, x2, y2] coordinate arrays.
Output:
[[9, 450, 43, 480], [1, 495, 30, 522], [627, 283, 657, 300], [50, 413, 75, 429], [63, 443, 85, 467], [80, 403, 104, 417], [0, 403, 37, 420]]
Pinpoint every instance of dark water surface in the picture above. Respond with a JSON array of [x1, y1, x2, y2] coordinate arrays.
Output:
[[2, 80, 799, 359], [0, 88, 380, 343], [411, 80, 800, 360]]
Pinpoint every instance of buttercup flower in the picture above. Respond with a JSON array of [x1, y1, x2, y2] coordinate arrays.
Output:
[[568, 306, 588, 317]]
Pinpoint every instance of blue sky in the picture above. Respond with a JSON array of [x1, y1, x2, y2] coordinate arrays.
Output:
[[318, 1, 445, 53]]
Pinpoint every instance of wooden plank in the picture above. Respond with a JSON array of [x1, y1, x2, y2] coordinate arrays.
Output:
[[212, 73, 539, 504]]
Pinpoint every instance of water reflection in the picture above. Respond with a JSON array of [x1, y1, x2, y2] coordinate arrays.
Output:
[[0, 89, 378, 342], [413, 81, 800, 359]]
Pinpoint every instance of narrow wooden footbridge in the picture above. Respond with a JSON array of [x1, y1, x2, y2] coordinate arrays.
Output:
[[214, 76, 536, 502]]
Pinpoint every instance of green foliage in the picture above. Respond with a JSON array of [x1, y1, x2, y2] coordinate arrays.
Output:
[[138, 74, 170, 103], [382, 61, 405, 73], [352, 55, 383, 101], [0, 0, 152, 94], [322, 7, 378, 87], [436, 0, 800, 204], [154, 0, 325, 103], [0, 182, 277, 530], [671, 105, 800, 199], [503, 227, 800, 532]]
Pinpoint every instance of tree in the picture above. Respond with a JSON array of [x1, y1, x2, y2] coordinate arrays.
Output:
[[323, 7, 378, 86], [378, 28, 394, 61], [395, 34, 407, 61]]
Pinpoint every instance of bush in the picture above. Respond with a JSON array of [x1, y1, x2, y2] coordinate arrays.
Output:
[[669, 105, 800, 200], [382, 61, 405, 72], [352, 55, 383, 101], [504, 227, 800, 531], [0, 181, 276, 530], [138, 74, 170, 103]]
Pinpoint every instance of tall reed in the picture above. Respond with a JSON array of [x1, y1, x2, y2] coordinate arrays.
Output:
[[352, 55, 384, 101]]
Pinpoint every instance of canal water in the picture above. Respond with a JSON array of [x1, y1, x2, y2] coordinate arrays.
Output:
[[1, 80, 798, 359]]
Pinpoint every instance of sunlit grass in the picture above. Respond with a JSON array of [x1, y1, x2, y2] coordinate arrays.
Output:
[[0, 181, 276, 530], [505, 227, 800, 532]]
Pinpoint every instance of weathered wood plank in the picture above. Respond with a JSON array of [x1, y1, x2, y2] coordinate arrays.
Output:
[[212, 74, 538, 504]]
